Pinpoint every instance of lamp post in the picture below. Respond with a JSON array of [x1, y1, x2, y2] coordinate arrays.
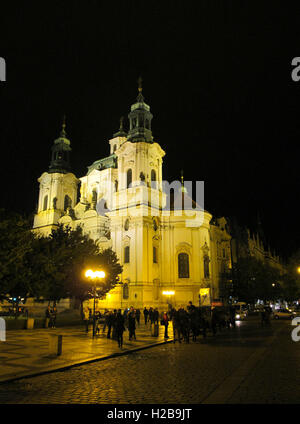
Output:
[[162, 290, 175, 311], [85, 269, 105, 338]]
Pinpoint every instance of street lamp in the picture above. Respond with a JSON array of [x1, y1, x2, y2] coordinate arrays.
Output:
[[85, 269, 105, 337], [297, 267, 300, 274], [162, 290, 175, 311]]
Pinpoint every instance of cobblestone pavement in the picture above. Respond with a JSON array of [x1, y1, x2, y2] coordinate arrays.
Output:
[[0, 317, 295, 404], [228, 319, 300, 403], [0, 322, 172, 382]]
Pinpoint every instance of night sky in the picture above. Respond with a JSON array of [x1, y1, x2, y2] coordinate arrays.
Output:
[[1, 1, 300, 260]]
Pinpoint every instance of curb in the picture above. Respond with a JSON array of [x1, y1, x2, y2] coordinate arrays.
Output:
[[0, 337, 174, 385]]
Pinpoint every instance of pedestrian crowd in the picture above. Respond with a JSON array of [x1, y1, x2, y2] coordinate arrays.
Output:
[[81, 301, 238, 347], [81, 305, 172, 348]]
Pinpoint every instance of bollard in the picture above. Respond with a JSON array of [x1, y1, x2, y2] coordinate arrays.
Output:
[[26, 318, 35, 329], [48, 334, 63, 356]]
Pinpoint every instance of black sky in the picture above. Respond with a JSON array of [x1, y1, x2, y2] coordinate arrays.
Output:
[[0, 1, 300, 260]]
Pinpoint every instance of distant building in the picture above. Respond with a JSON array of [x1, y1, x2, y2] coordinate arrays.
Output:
[[33, 84, 232, 309], [230, 219, 285, 275]]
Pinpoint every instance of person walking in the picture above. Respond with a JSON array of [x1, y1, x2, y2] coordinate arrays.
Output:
[[229, 305, 236, 329], [51, 306, 57, 329], [102, 309, 109, 333], [161, 311, 169, 339], [187, 301, 196, 313], [143, 307, 149, 325], [135, 308, 141, 326], [95, 309, 101, 335], [149, 307, 154, 325], [112, 309, 118, 340], [45, 306, 51, 328], [265, 306, 272, 326], [153, 308, 159, 324], [128, 308, 136, 341], [211, 307, 218, 336], [83, 306, 90, 333], [115, 310, 126, 348], [171, 308, 181, 343], [106, 311, 114, 338]]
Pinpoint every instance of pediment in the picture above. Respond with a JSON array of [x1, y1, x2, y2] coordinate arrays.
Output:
[[83, 209, 98, 219], [59, 215, 73, 225]]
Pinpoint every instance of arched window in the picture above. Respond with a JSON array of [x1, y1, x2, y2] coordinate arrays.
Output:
[[115, 180, 118, 192], [124, 246, 130, 263], [92, 190, 97, 203], [123, 283, 129, 299], [153, 246, 158, 263], [178, 253, 189, 278], [64, 195, 71, 211], [204, 255, 210, 279], [127, 169, 132, 189], [139, 115, 144, 127], [151, 169, 157, 189], [43, 195, 48, 211], [124, 219, 130, 231], [113, 144, 117, 153]]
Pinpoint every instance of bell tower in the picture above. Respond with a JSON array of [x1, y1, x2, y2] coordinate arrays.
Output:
[[127, 77, 153, 143], [33, 118, 79, 236]]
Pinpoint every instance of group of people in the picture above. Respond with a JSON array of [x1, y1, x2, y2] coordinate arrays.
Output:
[[142, 307, 160, 326], [45, 305, 57, 328], [82, 305, 172, 347], [170, 302, 238, 343], [83, 306, 141, 348], [81, 301, 241, 347]]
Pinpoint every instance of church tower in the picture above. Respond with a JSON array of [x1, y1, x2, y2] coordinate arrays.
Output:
[[107, 80, 166, 308], [33, 118, 79, 236]]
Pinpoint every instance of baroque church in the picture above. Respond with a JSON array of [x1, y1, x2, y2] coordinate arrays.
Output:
[[33, 83, 232, 310]]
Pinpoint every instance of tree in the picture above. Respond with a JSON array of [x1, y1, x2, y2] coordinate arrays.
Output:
[[232, 256, 282, 304], [37, 225, 123, 308], [280, 249, 300, 302], [0, 210, 35, 300], [0, 214, 123, 309]]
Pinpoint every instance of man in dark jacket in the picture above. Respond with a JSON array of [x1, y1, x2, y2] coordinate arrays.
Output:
[[115, 310, 126, 348], [106, 311, 114, 338], [143, 307, 149, 325], [153, 308, 159, 324], [149, 307, 154, 324], [128, 308, 136, 340]]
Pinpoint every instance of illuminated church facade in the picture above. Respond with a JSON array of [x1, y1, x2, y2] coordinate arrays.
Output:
[[33, 84, 232, 310]]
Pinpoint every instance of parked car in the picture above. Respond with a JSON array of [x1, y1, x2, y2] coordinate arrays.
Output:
[[273, 309, 293, 319]]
